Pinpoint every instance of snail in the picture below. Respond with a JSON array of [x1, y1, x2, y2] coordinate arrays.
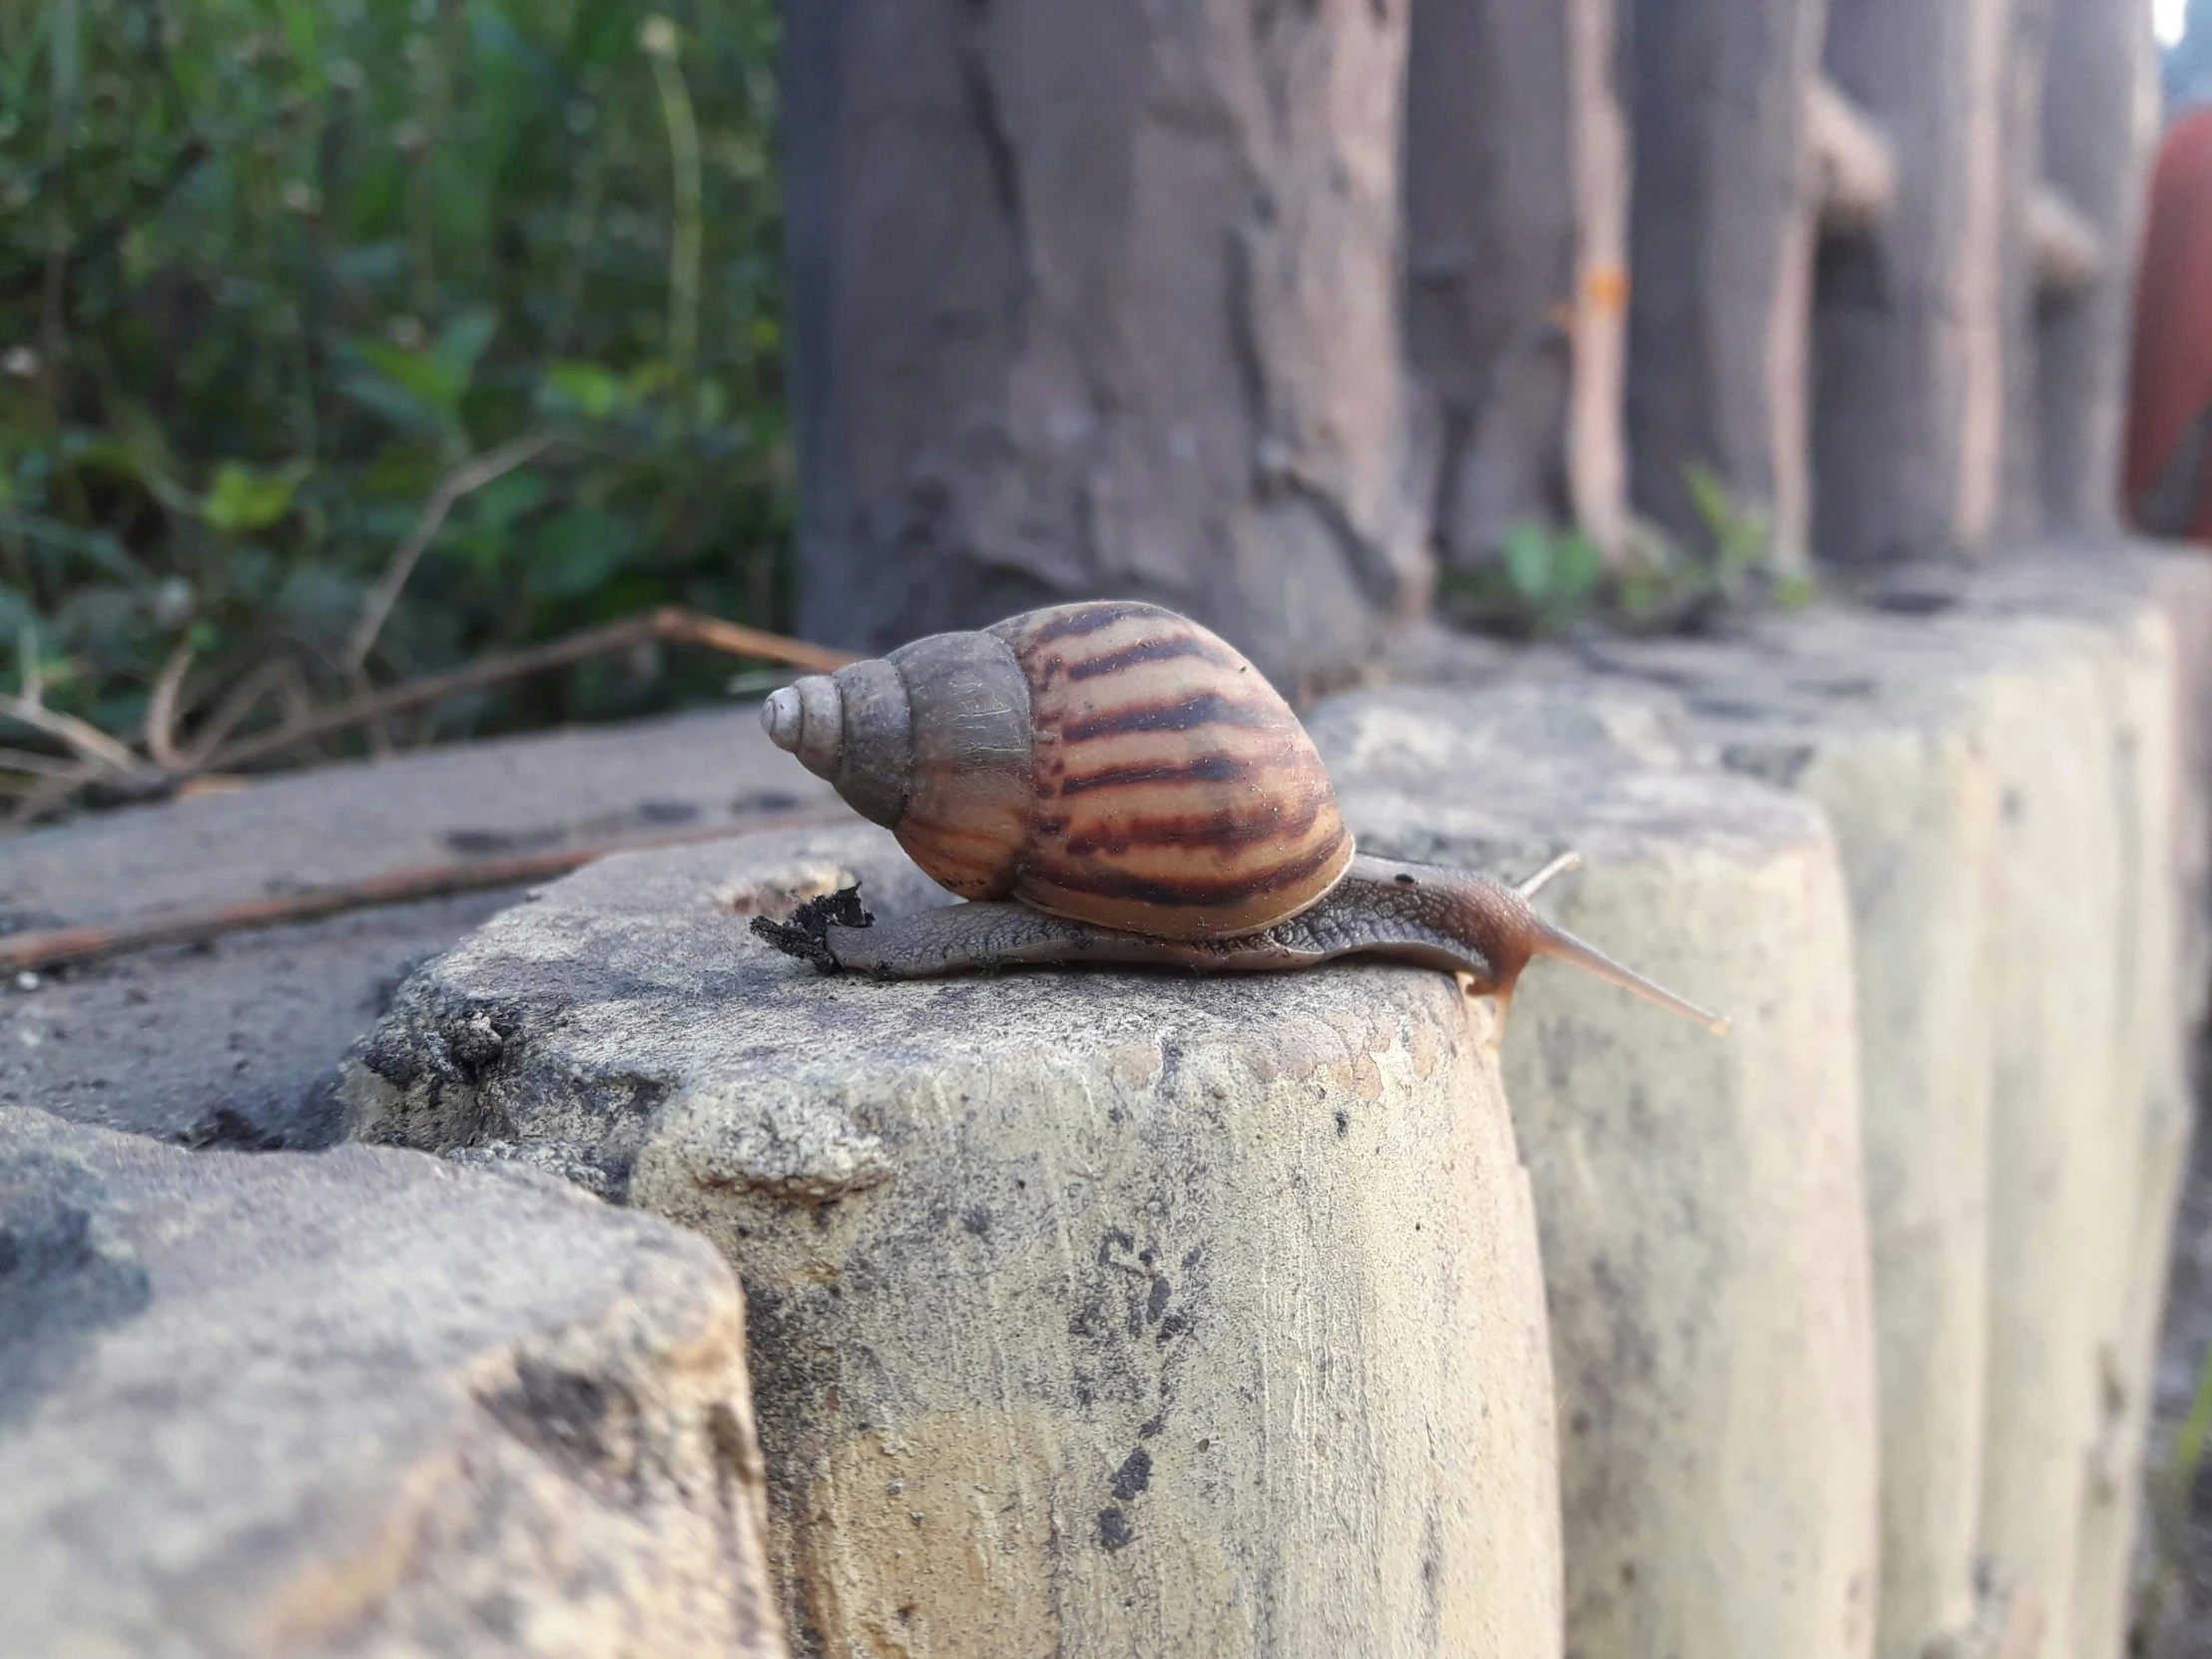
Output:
[[752, 600, 1727, 1036]]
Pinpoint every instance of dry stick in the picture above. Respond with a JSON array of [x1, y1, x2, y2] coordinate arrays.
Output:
[[204, 607, 854, 774], [0, 806, 847, 974], [143, 639, 194, 770], [0, 748, 90, 779], [0, 693, 141, 774], [341, 430, 563, 674], [176, 658, 294, 770]]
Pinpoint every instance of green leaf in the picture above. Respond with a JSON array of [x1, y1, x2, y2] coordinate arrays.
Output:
[[544, 361, 627, 419], [1547, 530, 1603, 610], [344, 342, 467, 429], [431, 308, 500, 385], [1501, 523, 1553, 605], [204, 460, 311, 534], [524, 507, 639, 598], [1682, 462, 1732, 542], [473, 468, 551, 534]]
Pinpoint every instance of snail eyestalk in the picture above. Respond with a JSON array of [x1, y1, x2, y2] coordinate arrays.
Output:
[[1515, 850, 1582, 897]]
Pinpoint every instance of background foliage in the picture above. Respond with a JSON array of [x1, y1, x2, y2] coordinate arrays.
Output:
[[1, 0, 787, 760]]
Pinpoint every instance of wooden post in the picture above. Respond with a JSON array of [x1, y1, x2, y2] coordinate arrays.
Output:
[[2036, 0, 2157, 536], [1811, 0, 2010, 568], [1402, 0, 1630, 567], [1624, 0, 1829, 568], [781, 0, 1425, 693], [1995, 0, 2058, 539]]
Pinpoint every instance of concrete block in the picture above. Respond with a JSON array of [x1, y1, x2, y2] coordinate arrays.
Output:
[[1310, 685, 1879, 1659], [340, 824, 1564, 1659], [1490, 547, 2210, 1659], [1570, 614, 2004, 1659], [1949, 551, 2202, 1659], [0, 1106, 784, 1659]]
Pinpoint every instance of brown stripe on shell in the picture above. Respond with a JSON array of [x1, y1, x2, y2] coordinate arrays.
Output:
[[993, 600, 1355, 940], [1057, 690, 1282, 745], [1012, 600, 1159, 649], [1055, 752, 1256, 797], [1060, 790, 1332, 857], [1017, 826, 1353, 940], [1027, 824, 1350, 907], [1065, 631, 1242, 682]]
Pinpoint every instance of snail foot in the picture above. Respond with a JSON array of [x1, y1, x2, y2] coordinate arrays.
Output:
[[751, 884, 873, 973]]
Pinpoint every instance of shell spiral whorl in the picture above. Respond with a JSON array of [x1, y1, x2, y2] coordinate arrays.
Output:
[[763, 602, 1354, 939]]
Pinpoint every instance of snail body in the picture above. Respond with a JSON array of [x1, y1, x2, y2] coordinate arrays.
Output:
[[760, 601, 1726, 1035]]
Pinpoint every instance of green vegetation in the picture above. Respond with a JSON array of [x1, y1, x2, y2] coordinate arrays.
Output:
[[1439, 462, 1817, 639], [1, 0, 788, 784]]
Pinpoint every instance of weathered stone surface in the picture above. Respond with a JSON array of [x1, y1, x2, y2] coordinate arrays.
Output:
[[0, 890, 520, 1150], [0, 1106, 783, 1659], [1311, 685, 1880, 1659], [1946, 550, 2202, 1659], [1812, 0, 2007, 565], [340, 824, 1564, 1659], [1402, 0, 1629, 565], [781, 0, 1426, 692]]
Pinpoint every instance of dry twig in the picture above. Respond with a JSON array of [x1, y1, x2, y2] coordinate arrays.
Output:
[[341, 430, 563, 673], [1, 693, 142, 774], [143, 639, 195, 770], [1, 604, 846, 828], [204, 606, 852, 773]]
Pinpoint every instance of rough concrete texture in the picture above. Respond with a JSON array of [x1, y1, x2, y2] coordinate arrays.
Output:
[[780, 0, 1427, 694], [1949, 551, 2204, 1659], [339, 824, 1564, 1659], [1309, 685, 1880, 1659], [0, 1106, 784, 1659], [0, 889, 520, 1149]]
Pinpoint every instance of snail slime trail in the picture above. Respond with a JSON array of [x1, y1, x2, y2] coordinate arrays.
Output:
[[756, 601, 1728, 1038]]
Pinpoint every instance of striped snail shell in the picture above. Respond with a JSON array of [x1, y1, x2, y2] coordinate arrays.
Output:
[[761, 601, 1354, 940]]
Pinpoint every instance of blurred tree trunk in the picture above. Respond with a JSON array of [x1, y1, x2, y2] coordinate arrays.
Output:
[[2036, 0, 2157, 536], [781, 0, 1424, 693], [1623, 0, 1829, 568], [1811, 0, 2009, 567], [1994, 0, 2056, 539], [1401, 0, 1630, 568]]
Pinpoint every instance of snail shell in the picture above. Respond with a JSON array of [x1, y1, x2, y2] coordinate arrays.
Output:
[[762, 601, 1355, 939]]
